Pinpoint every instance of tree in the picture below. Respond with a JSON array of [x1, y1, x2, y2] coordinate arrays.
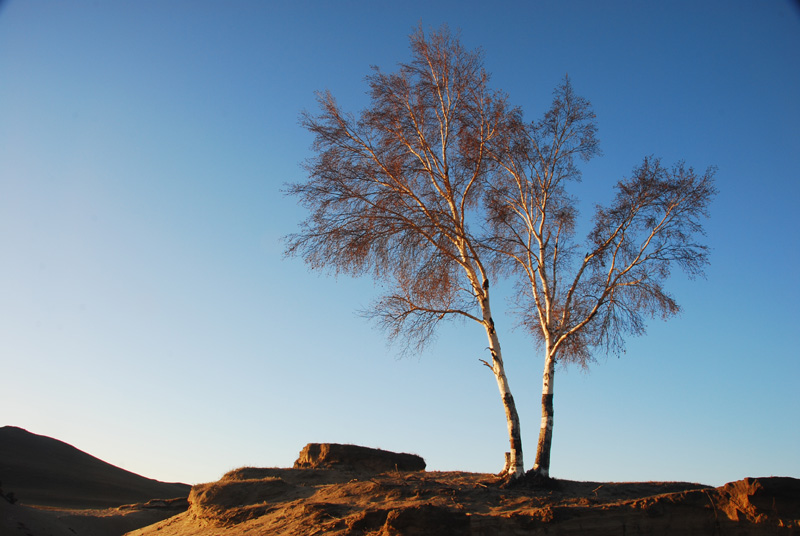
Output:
[[285, 26, 526, 477], [486, 78, 717, 477]]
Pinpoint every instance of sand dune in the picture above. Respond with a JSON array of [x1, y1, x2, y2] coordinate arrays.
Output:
[[1, 426, 190, 536]]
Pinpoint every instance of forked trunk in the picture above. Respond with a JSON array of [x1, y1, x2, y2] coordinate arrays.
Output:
[[533, 352, 556, 477]]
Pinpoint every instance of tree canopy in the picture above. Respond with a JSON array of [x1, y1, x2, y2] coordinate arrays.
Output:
[[286, 25, 716, 479], [286, 26, 526, 476]]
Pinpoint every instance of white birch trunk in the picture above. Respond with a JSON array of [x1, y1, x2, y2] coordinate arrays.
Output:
[[488, 339, 525, 478], [532, 350, 556, 477], [479, 282, 524, 478]]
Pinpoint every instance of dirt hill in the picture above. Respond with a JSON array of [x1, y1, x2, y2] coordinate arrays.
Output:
[[2, 436, 798, 535], [126, 454, 800, 535], [0, 426, 190, 508]]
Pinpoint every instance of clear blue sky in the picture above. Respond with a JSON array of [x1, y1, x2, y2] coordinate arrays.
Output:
[[1, 0, 798, 487]]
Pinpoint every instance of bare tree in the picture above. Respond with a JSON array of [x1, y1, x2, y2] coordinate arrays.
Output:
[[487, 78, 717, 478], [285, 26, 526, 477]]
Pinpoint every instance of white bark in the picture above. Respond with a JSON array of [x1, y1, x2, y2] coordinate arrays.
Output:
[[490, 352, 525, 478], [480, 288, 524, 478], [532, 351, 556, 477]]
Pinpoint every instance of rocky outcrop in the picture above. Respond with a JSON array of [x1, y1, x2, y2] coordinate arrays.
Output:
[[294, 443, 426, 473], [715, 477, 800, 525]]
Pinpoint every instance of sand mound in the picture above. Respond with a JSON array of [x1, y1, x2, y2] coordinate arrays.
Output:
[[5, 430, 797, 535], [188, 477, 294, 524], [127, 467, 800, 536], [0, 426, 191, 536], [0, 426, 190, 508]]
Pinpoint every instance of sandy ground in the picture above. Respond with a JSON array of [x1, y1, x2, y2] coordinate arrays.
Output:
[[126, 468, 800, 536], [0, 499, 186, 536], [3, 428, 798, 536], [3, 469, 799, 535]]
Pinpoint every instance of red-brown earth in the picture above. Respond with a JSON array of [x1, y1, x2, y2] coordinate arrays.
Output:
[[2, 430, 798, 535], [129, 465, 800, 536]]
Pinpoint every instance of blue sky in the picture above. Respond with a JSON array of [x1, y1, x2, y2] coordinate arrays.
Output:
[[1, 0, 798, 487]]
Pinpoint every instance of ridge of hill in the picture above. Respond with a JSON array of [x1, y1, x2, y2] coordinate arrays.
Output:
[[0, 426, 190, 508]]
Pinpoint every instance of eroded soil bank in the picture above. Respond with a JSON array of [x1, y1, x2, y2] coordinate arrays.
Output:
[[127, 467, 800, 536]]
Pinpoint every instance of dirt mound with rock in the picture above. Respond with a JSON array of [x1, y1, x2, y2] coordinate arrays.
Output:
[[8, 432, 795, 536], [125, 446, 800, 536]]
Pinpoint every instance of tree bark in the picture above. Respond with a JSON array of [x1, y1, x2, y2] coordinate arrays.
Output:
[[494, 363, 524, 479], [481, 303, 524, 478], [533, 352, 555, 477]]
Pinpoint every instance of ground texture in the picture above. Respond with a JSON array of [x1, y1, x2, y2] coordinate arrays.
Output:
[[127, 467, 800, 536], [3, 433, 798, 535]]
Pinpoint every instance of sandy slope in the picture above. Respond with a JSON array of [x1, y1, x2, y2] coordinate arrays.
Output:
[[128, 467, 800, 536], [0, 499, 187, 536], [0, 426, 191, 536], [3, 429, 798, 535], [0, 426, 190, 509]]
